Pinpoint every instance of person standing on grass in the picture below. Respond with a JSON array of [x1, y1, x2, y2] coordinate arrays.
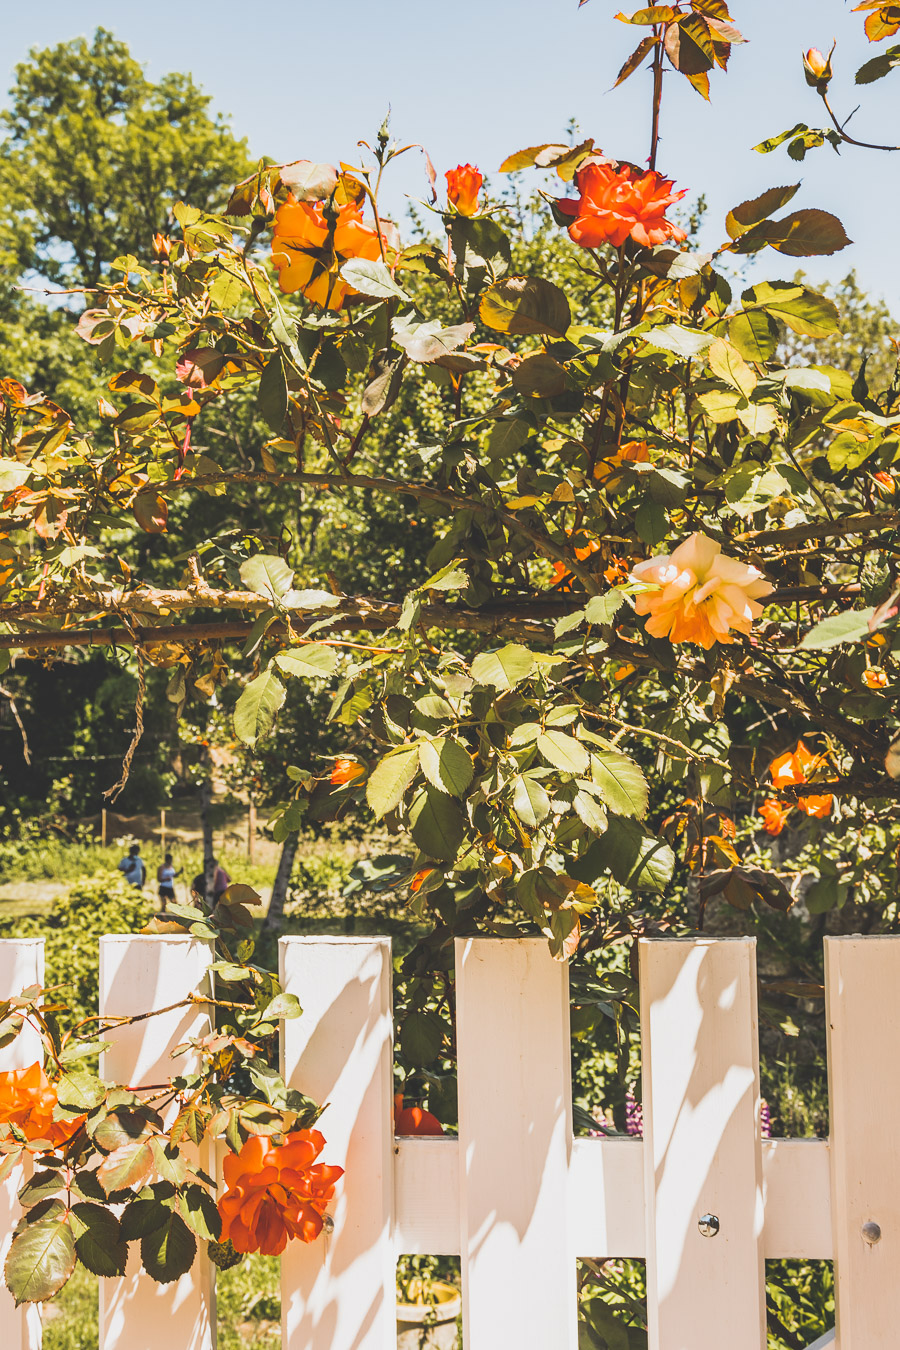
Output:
[[117, 843, 146, 888], [212, 858, 231, 902], [156, 853, 182, 913]]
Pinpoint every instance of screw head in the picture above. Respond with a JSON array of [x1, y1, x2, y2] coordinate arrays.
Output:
[[698, 1213, 720, 1238], [862, 1221, 882, 1245], [322, 1213, 335, 1236]]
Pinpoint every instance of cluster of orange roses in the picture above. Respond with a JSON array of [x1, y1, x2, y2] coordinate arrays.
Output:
[[759, 742, 834, 836]]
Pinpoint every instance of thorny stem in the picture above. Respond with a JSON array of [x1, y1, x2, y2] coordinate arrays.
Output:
[[649, 29, 666, 171]]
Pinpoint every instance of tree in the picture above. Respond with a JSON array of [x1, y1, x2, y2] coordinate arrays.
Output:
[[0, 28, 253, 288]]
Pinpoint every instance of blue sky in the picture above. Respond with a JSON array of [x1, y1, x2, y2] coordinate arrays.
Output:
[[5, 1, 899, 306]]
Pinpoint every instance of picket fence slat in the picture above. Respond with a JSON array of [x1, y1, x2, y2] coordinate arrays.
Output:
[[279, 936, 394, 1350], [98, 936, 214, 1350], [456, 937, 578, 1349], [826, 935, 900, 1349], [0, 940, 44, 1350], [0, 927, 878, 1350], [639, 937, 766, 1350]]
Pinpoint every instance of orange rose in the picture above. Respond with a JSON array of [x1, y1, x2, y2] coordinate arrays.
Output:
[[594, 441, 650, 484], [271, 194, 384, 310], [769, 741, 834, 819], [0, 1062, 83, 1147], [631, 532, 773, 649], [394, 1094, 444, 1137], [863, 668, 888, 689], [759, 799, 790, 836], [873, 471, 895, 495], [445, 164, 483, 216], [330, 757, 366, 785], [557, 161, 687, 250], [218, 1130, 342, 1256]]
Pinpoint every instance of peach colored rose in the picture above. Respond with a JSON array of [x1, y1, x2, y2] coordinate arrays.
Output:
[[631, 532, 773, 649]]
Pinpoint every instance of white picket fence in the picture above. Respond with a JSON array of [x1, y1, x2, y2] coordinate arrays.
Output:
[[0, 932, 895, 1349]]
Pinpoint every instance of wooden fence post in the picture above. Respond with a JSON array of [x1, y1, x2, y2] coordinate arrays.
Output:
[[455, 937, 577, 1350], [279, 936, 394, 1350], [825, 935, 900, 1348], [639, 937, 766, 1350], [98, 936, 214, 1350], [0, 940, 44, 1350]]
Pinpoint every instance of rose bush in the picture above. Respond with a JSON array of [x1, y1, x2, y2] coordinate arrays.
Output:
[[1, 0, 900, 1322]]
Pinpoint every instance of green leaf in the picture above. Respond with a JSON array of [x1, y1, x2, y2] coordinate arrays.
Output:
[[537, 730, 589, 776], [366, 744, 420, 817], [725, 184, 800, 239], [97, 1141, 155, 1196], [573, 791, 608, 835], [590, 751, 649, 819], [486, 418, 530, 459], [419, 738, 474, 797], [233, 668, 286, 747], [479, 276, 571, 339], [4, 1214, 76, 1305], [856, 45, 900, 84], [120, 1197, 170, 1240], [800, 607, 876, 650], [392, 315, 474, 363], [18, 1170, 65, 1209], [239, 553, 294, 601], [513, 774, 551, 828], [584, 590, 626, 627], [643, 324, 713, 358], [69, 1203, 127, 1278], [55, 1069, 105, 1111], [470, 644, 535, 689], [258, 992, 303, 1021], [744, 281, 840, 338], [257, 351, 288, 432], [340, 258, 411, 302], [274, 644, 338, 678], [399, 1010, 444, 1067], [177, 1185, 222, 1243], [282, 592, 340, 616], [753, 123, 809, 155], [601, 818, 676, 893], [208, 270, 247, 310], [141, 1213, 197, 1285], [728, 309, 779, 362], [762, 209, 851, 258], [409, 787, 465, 861]]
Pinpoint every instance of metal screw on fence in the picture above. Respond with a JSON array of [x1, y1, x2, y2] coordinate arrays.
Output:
[[861, 1221, 882, 1244], [698, 1213, 720, 1238]]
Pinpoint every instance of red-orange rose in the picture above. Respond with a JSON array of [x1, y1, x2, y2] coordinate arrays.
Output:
[[330, 757, 366, 785], [394, 1094, 444, 1137], [271, 194, 384, 310], [218, 1130, 343, 1256], [445, 164, 483, 216], [759, 799, 790, 836], [557, 161, 687, 250]]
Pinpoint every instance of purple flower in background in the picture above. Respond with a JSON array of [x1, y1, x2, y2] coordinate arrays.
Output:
[[625, 1088, 643, 1137], [760, 1098, 772, 1139]]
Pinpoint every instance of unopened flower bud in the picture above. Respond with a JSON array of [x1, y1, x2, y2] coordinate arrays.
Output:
[[803, 46, 833, 88], [151, 232, 172, 262]]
